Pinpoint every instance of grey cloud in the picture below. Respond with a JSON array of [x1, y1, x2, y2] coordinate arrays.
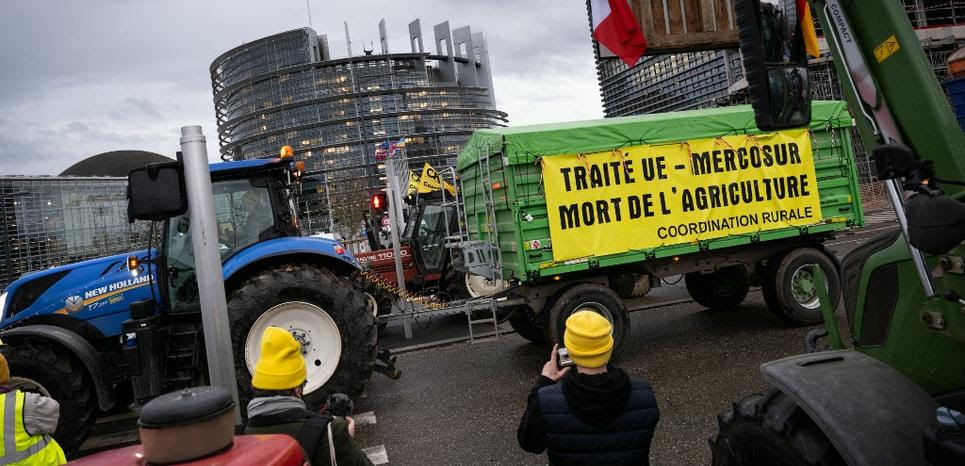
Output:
[[0, 0, 603, 175], [66, 121, 91, 133], [119, 97, 164, 120]]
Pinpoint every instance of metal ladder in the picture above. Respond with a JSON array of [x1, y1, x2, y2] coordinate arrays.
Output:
[[438, 148, 505, 342], [464, 297, 501, 343]]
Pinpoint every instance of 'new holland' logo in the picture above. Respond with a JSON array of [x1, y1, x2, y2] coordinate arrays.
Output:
[[83, 275, 150, 300], [64, 296, 84, 313]]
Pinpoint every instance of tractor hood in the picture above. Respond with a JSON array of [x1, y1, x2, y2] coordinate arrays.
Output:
[[0, 249, 157, 335], [222, 236, 360, 278]]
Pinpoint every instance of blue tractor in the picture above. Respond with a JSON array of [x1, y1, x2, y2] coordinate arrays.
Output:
[[0, 155, 380, 454]]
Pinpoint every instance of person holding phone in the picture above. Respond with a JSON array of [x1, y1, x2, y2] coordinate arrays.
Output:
[[516, 310, 660, 465]]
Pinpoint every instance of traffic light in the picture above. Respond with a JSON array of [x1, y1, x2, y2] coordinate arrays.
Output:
[[370, 193, 387, 212]]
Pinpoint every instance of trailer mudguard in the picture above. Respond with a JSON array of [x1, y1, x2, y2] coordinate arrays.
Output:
[[0, 324, 116, 411], [761, 350, 937, 466]]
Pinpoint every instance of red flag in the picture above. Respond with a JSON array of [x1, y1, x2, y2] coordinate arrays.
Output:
[[591, 0, 648, 67]]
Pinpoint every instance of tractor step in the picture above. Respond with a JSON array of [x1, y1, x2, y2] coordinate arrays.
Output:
[[161, 323, 203, 393]]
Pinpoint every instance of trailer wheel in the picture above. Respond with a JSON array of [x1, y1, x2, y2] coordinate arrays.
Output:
[[229, 263, 377, 416], [685, 266, 750, 311], [763, 248, 840, 326], [3, 340, 96, 457], [710, 389, 844, 466], [547, 284, 629, 359], [508, 307, 548, 344]]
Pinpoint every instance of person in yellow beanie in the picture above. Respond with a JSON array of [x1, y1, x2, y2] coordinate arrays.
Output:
[[0, 348, 68, 465], [244, 327, 372, 466], [517, 310, 660, 466]]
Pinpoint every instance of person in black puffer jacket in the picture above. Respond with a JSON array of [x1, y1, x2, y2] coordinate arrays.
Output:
[[517, 310, 660, 465]]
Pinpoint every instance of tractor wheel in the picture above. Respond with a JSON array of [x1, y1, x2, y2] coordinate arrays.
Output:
[[547, 284, 629, 359], [763, 248, 840, 326], [507, 306, 548, 344], [229, 263, 377, 417], [710, 389, 844, 466], [685, 266, 750, 311], [352, 272, 395, 332], [3, 340, 96, 457], [444, 267, 472, 301], [464, 273, 510, 299], [446, 268, 513, 322]]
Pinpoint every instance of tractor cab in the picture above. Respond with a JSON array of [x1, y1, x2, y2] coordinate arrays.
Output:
[[162, 158, 302, 314], [401, 194, 454, 280]]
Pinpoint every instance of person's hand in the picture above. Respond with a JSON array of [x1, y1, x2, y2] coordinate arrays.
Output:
[[541, 344, 570, 382], [346, 416, 356, 438]]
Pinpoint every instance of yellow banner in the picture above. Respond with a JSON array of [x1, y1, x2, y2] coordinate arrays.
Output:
[[416, 163, 456, 196], [543, 129, 823, 262], [406, 170, 420, 196]]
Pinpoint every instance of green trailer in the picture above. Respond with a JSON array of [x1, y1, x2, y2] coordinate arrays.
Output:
[[454, 101, 863, 352]]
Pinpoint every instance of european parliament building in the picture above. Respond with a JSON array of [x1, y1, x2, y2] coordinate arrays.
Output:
[[210, 20, 507, 233]]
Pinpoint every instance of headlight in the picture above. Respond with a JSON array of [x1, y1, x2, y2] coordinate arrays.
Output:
[[0, 291, 7, 321]]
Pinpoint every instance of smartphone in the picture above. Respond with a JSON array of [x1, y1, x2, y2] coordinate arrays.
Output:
[[557, 347, 574, 369]]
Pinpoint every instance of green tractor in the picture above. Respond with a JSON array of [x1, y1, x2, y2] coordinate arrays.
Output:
[[711, 1, 965, 464]]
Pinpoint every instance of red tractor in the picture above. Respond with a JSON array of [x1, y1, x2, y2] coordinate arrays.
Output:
[[354, 193, 507, 326]]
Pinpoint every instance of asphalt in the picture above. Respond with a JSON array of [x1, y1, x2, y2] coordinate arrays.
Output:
[[353, 289, 853, 465]]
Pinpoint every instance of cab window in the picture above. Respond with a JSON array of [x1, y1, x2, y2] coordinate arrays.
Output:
[[164, 178, 274, 313]]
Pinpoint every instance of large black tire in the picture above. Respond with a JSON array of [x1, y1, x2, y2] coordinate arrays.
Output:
[[228, 263, 377, 417], [352, 271, 395, 332], [2, 341, 96, 457], [444, 267, 472, 301], [507, 306, 548, 344], [710, 389, 844, 466], [763, 248, 840, 326], [547, 284, 629, 359], [685, 266, 750, 311]]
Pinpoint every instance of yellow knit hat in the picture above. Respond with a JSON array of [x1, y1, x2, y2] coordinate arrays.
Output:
[[563, 310, 614, 368], [252, 327, 306, 391], [0, 352, 8, 385]]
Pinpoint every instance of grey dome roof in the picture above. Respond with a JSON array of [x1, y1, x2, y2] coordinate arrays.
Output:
[[60, 150, 174, 177]]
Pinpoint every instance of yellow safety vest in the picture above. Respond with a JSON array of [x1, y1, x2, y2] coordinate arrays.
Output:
[[0, 391, 66, 466]]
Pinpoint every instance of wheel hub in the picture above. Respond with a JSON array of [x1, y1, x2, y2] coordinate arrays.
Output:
[[791, 265, 821, 310], [465, 274, 508, 298], [244, 301, 342, 394], [290, 329, 312, 356]]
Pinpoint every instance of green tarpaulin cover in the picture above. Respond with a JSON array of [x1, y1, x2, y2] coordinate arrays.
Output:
[[457, 101, 851, 170]]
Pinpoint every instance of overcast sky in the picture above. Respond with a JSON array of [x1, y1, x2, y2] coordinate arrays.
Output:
[[0, 0, 603, 175]]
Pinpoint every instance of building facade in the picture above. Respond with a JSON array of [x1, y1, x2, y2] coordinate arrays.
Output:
[[0, 177, 153, 290], [210, 21, 507, 234]]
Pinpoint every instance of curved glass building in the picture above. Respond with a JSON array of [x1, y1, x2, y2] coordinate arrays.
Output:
[[210, 21, 507, 234]]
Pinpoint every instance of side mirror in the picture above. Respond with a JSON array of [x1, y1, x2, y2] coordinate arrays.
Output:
[[907, 193, 965, 255], [127, 157, 187, 222], [873, 143, 917, 180], [736, 0, 812, 130]]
